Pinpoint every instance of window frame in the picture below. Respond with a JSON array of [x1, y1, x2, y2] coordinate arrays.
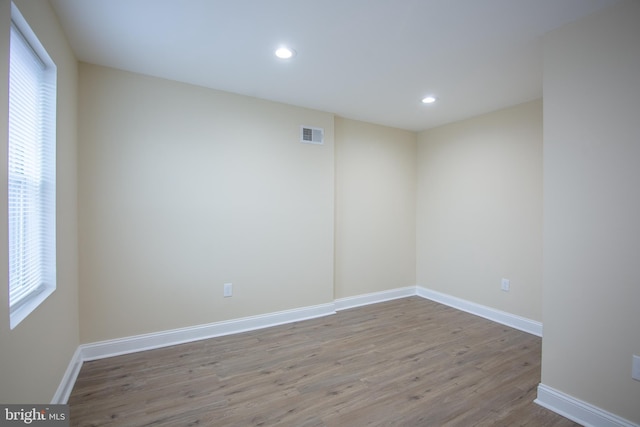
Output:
[[8, 3, 57, 329]]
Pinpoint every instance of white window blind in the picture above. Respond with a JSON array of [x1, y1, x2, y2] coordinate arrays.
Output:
[[8, 7, 57, 329]]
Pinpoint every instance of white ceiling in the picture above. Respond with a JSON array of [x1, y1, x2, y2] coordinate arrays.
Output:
[[50, 0, 619, 131]]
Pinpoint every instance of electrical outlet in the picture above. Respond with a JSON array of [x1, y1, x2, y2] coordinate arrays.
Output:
[[501, 278, 510, 292], [633, 355, 640, 381], [223, 283, 233, 298]]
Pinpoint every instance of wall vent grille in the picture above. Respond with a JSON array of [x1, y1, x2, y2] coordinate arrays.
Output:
[[301, 126, 324, 145]]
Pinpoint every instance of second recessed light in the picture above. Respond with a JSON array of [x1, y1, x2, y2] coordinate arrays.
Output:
[[275, 47, 296, 59], [422, 95, 437, 104]]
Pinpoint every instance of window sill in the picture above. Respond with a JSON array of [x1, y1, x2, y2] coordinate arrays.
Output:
[[10, 285, 55, 329]]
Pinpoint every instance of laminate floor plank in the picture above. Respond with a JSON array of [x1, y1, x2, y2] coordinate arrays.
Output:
[[69, 297, 578, 426]]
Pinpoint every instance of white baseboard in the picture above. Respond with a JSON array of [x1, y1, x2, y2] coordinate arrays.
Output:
[[57, 285, 546, 403], [334, 286, 416, 311], [535, 383, 639, 427], [80, 287, 416, 363], [416, 286, 543, 337], [80, 302, 336, 362], [51, 346, 83, 404]]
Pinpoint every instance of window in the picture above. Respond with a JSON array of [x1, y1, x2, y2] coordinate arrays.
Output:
[[8, 4, 57, 329]]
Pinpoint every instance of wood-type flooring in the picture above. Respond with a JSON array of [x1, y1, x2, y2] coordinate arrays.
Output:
[[69, 297, 578, 426]]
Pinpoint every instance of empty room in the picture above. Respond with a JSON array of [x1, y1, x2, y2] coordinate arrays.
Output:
[[1, 0, 639, 426]]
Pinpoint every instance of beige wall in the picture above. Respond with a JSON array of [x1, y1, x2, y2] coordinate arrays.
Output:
[[417, 100, 543, 321], [0, 0, 79, 403], [78, 64, 335, 343], [334, 117, 416, 299], [542, 0, 640, 422]]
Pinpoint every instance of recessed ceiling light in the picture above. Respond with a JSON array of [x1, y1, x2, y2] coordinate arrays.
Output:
[[422, 95, 437, 104], [275, 47, 296, 59]]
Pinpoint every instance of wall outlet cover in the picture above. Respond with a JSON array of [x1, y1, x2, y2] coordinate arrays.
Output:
[[633, 354, 640, 381], [223, 283, 233, 298]]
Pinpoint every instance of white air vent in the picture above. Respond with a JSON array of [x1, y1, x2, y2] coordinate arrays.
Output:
[[301, 126, 324, 145]]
